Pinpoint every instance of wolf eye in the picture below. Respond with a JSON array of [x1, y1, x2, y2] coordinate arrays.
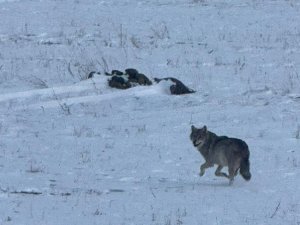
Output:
[[198, 133, 204, 138]]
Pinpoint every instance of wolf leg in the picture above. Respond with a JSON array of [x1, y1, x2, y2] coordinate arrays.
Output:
[[215, 165, 229, 178], [200, 162, 213, 176], [228, 167, 235, 185], [234, 169, 239, 176]]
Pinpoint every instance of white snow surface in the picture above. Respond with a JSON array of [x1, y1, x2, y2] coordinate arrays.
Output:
[[1, 0, 300, 224]]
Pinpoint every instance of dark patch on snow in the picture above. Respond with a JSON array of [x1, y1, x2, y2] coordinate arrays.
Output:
[[154, 77, 195, 95], [108, 76, 132, 89], [109, 189, 125, 193], [86, 68, 195, 95], [111, 70, 124, 76], [10, 190, 43, 195], [87, 71, 101, 79]]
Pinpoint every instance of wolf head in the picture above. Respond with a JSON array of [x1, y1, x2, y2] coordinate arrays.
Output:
[[190, 125, 208, 147]]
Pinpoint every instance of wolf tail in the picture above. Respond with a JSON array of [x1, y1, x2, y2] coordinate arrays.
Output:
[[240, 157, 251, 181]]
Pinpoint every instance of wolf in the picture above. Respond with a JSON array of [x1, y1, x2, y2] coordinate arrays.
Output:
[[190, 125, 251, 184]]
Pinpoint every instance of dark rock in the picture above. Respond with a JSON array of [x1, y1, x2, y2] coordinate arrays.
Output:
[[125, 68, 139, 80], [105, 72, 113, 76], [106, 68, 194, 95], [111, 70, 124, 76], [108, 76, 131, 89], [135, 73, 152, 86], [154, 77, 195, 95], [126, 71, 152, 86], [87, 71, 101, 79], [154, 78, 163, 83]]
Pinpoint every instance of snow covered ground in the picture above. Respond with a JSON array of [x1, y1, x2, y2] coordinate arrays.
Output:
[[1, 0, 300, 224]]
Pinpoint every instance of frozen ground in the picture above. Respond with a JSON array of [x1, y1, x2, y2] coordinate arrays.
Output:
[[0, 0, 300, 224]]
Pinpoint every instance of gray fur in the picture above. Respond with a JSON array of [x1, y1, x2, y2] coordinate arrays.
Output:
[[190, 125, 251, 185]]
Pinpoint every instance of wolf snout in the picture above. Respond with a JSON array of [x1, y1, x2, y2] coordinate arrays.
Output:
[[193, 140, 202, 146]]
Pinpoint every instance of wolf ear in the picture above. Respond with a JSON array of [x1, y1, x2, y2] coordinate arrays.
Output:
[[191, 125, 196, 131], [203, 125, 207, 132]]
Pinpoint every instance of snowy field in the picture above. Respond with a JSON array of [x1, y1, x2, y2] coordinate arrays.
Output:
[[1, 0, 300, 224]]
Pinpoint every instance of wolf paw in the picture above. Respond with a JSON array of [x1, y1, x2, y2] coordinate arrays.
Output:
[[199, 171, 205, 176]]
